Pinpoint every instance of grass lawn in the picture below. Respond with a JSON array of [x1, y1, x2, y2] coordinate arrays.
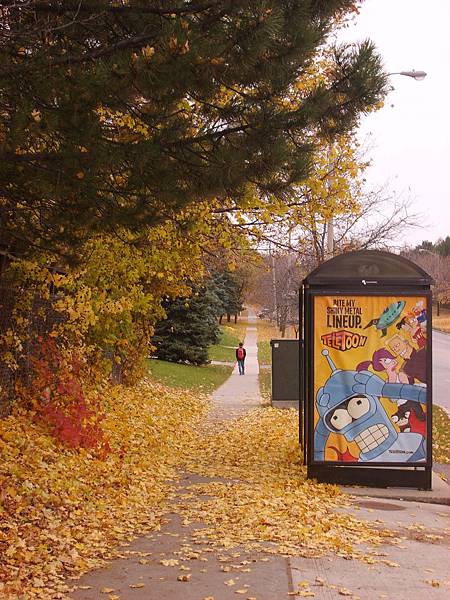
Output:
[[433, 404, 450, 464], [208, 325, 241, 362], [256, 319, 277, 367], [259, 368, 272, 404], [258, 339, 272, 365], [147, 359, 233, 394], [433, 305, 450, 333], [217, 319, 248, 341], [256, 318, 298, 366]]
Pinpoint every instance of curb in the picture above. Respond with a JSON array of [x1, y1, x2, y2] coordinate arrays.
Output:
[[341, 471, 450, 506], [433, 328, 450, 336], [344, 489, 450, 507]]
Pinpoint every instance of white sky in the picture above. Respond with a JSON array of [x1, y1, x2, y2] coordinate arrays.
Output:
[[337, 0, 450, 246]]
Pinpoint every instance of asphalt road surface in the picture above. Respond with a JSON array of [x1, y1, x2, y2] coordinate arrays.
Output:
[[433, 330, 450, 415]]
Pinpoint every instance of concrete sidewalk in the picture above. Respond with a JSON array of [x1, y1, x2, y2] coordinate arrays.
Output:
[[208, 313, 261, 421], [69, 311, 450, 600], [290, 496, 450, 599]]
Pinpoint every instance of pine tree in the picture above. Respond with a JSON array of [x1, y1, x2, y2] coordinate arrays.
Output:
[[212, 270, 245, 323], [152, 282, 222, 365], [416, 237, 450, 257], [0, 1, 387, 255]]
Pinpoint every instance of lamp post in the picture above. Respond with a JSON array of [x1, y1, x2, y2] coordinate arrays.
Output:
[[325, 69, 427, 258]]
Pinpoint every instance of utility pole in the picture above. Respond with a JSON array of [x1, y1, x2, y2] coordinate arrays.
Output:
[[326, 144, 334, 259], [270, 245, 278, 325], [326, 218, 334, 258]]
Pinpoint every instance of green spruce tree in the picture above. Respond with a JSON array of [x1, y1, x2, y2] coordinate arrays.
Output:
[[152, 281, 222, 364], [1, 1, 387, 256], [212, 270, 245, 323]]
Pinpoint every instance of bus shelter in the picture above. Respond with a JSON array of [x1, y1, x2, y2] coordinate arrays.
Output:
[[301, 250, 433, 489]]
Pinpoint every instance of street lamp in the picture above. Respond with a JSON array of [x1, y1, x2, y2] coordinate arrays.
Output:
[[389, 70, 427, 81], [326, 69, 427, 258]]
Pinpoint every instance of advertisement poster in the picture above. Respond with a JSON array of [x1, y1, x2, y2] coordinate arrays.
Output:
[[313, 295, 428, 464]]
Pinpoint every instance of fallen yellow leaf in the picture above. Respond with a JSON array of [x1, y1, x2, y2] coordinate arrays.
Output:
[[160, 558, 179, 567]]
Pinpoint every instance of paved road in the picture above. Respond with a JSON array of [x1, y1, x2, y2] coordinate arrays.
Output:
[[433, 330, 450, 415]]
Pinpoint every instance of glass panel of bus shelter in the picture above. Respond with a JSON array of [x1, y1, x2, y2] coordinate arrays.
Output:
[[312, 294, 429, 464]]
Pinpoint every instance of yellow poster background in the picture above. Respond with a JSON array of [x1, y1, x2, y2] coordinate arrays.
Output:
[[313, 295, 428, 462]]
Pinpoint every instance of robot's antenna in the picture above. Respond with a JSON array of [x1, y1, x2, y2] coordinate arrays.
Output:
[[321, 348, 339, 373]]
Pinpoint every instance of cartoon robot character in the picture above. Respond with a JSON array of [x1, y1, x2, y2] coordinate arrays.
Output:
[[363, 300, 406, 337], [314, 349, 426, 463]]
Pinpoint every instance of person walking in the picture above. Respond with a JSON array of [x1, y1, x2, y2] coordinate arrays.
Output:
[[236, 342, 246, 375]]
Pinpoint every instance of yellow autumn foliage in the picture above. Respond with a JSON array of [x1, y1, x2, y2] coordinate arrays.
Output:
[[176, 408, 392, 559], [0, 380, 208, 599], [1, 388, 402, 599], [2, 213, 211, 385]]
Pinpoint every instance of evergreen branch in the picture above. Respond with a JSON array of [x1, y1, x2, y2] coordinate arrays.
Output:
[[1, 15, 160, 70], [0, 0, 221, 16]]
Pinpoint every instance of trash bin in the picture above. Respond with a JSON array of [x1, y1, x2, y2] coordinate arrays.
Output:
[[270, 339, 302, 408], [301, 250, 433, 489]]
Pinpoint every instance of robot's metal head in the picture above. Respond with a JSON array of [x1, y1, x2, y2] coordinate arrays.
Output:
[[317, 349, 397, 459], [316, 349, 361, 418]]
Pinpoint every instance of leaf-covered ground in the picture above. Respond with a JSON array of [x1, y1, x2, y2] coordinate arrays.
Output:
[[4, 383, 439, 599], [0, 380, 207, 599], [433, 404, 450, 464], [175, 408, 393, 561]]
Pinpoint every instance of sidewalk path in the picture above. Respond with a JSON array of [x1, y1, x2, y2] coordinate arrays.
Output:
[[290, 497, 450, 599], [208, 309, 262, 421], [70, 310, 290, 600], [69, 311, 450, 600]]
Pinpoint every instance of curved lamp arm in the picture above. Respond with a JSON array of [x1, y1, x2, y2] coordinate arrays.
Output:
[[389, 70, 427, 81]]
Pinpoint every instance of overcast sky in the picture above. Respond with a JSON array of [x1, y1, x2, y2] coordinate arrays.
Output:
[[337, 0, 450, 246]]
